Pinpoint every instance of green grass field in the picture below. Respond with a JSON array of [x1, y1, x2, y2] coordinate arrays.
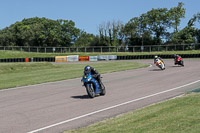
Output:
[[64, 93, 200, 133], [0, 61, 148, 90], [0, 50, 200, 58]]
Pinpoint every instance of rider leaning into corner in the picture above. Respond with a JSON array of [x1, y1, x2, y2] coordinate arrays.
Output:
[[174, 54, 181, 60], [84, 65, 103, 89], [154, 55, 164, 64]]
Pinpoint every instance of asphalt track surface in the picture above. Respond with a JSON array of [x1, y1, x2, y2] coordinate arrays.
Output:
[[0, 59, 200, 133]]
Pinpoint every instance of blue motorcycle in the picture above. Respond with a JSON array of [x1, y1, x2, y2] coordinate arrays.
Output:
[[82, 72, 106, 98]]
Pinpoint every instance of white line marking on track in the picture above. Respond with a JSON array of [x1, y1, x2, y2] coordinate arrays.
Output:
[[27, 79, 200, 133]]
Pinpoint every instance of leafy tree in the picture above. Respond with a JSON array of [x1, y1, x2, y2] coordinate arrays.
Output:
[[0, 17, 80, 47], [168, 2, 185, 32], [98, 22, 109, 46], [0, 27, 16, 46], [187, 12, 200, 43], [125, 3, 186, 46], [125, 14, 154, 46], [97, 20, 125, 47], [171, 26, 196, 44], [57, 19, 80, 46], [74, 31, 96, 47], [145, 8, 171, 45], [187, 12, 200, 27]]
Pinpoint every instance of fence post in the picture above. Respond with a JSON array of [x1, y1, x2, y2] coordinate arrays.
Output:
[[45, 47, 46, 53], [101, 47, 102, 53], [149, 46, 151, 52], [85, 47, 86, 52]]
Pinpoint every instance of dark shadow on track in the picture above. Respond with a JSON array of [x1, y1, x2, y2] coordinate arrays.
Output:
[[170, 65, 184, 67], [71, 95, 91, 99], [149, 69, 164, 71]]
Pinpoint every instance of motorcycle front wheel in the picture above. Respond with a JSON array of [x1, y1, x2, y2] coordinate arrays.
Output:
[[180, 60, 184, 66], [86, 84, 95, 98], [159, 64, 165, 70]]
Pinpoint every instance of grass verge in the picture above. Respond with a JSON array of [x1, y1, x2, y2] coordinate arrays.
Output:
[[0, 50, 200, 58], [64, 93, 200, 133], [0, 61, 148, 90]]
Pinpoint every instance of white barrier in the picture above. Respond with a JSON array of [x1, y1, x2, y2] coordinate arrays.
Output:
[[97, 55, 117, 60], [89, 56, 98, 61], [67, 55, 79, 62]]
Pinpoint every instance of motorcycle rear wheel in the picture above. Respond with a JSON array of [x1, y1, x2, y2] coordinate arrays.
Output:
[[100, 83, 106, 96]]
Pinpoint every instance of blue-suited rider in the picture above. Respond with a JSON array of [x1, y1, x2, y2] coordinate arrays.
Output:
[[84, 65, 102, 89]]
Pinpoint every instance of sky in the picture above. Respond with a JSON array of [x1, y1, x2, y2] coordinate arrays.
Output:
[[0, 0, 200, 35]]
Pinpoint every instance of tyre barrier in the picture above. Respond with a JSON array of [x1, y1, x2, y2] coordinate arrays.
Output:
[[33, 57, 55, 62], [0, 57, 55, 63], [116, 54, 200, 60], [0, 58, 26, 63]]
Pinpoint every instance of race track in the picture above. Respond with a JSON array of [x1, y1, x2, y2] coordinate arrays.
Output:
[[0, 59, 200, 133]]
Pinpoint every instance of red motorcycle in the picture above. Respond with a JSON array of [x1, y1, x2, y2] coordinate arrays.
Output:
[[174, 56, 184, 66]]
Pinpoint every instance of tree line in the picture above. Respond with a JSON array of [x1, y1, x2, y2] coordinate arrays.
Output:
[[0, 2, 200, 48]]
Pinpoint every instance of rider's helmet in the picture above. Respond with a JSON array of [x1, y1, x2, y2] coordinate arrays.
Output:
[[84, 65, 91, 74], [154, 55, 158, 59]]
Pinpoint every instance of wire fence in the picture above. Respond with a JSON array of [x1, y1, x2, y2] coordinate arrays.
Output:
[[0, 43, 199, 53]]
